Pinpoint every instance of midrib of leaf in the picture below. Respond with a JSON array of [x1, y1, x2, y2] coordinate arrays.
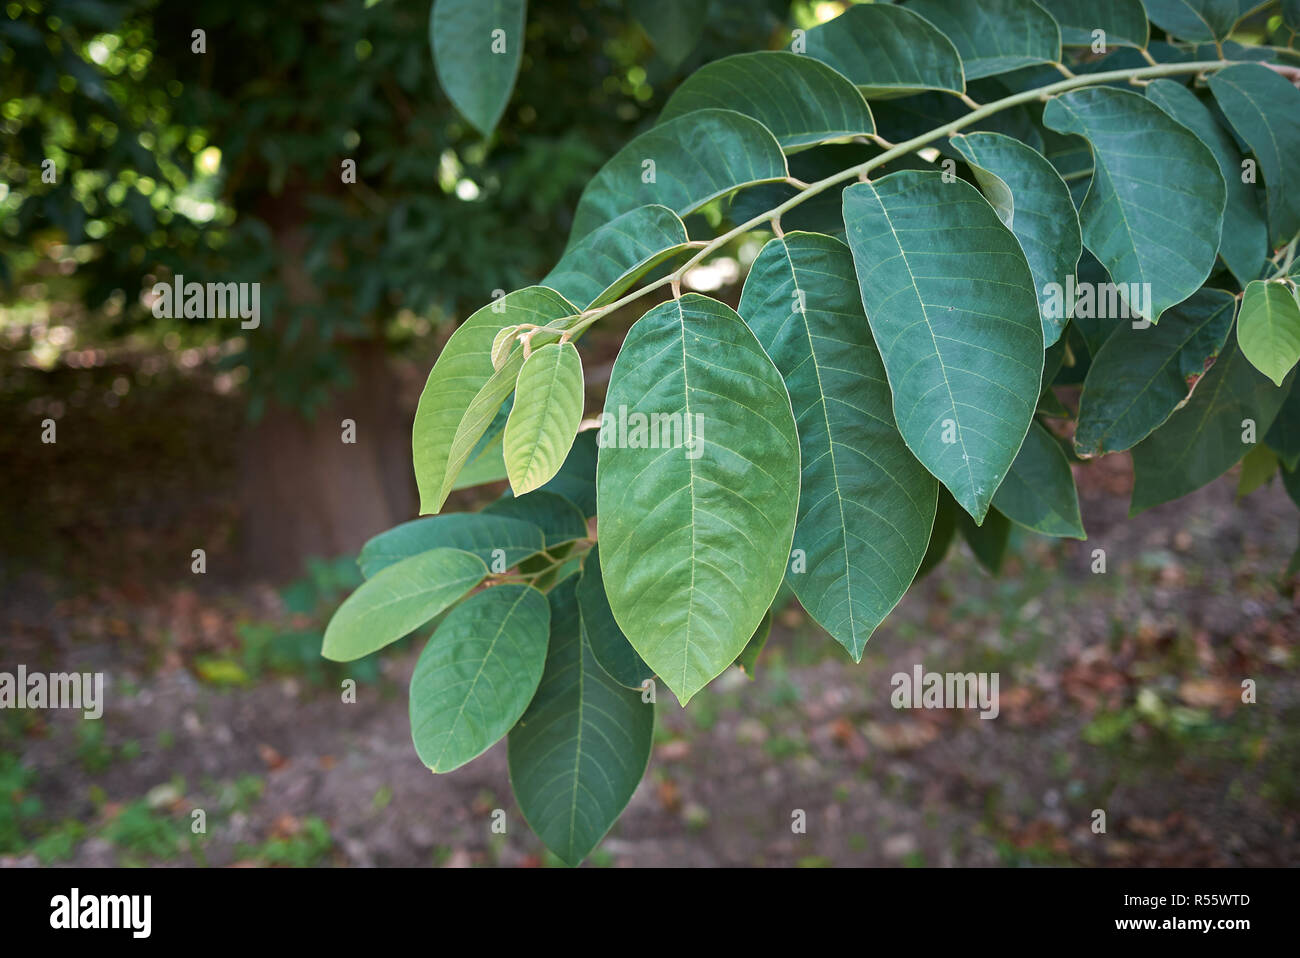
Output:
[[566, 637, 585, 862], [777, 242, 861, 652], [677, 302, 700, 695], [430, 586, 531, 772], [871, 196, 979, 504]]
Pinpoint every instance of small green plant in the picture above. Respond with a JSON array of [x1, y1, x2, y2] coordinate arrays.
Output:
[[321, 0, 1300, 865]]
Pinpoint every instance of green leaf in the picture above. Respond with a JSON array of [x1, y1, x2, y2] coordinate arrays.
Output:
[[1131, 338, 1292, 513], [803, 2, 965, 98], [1237, 442, 1278, 497], [597, 294, 801, 704], [992, 420, 1085, 538], [1142, 0, 1258, 41], [323, 549, 487, 662], [1237, 280, 1300, 387], [1285, 0, 1300, 29], [630, 0, 697, 67], [1036, 0, 1150, 47], [429, 0, 525, 136], [842, 171, 1043, 523], [956, 506, 1013, 574], [1209, 64, 1300, 247], [737, 232, 936, 660], [413, 287, 575, 514], [1145, 80, 1268, 289], [451, 420, 509, 491], [538, 429, 599, 517], [733, 611, 772, 679], [504, 342, 585, 495], [1264, 379, 1300, 470], [916, 489, 958, 579], [658, 52, 874, 150], [358, 513, 545, 579], [410, 584, 550, 773], [907, 0, 1062, 80], [542, 205, 689, 310], [507, 577, 654, 867], [484, 489, 587, 547], [576, 544, 653, 690], [567, 109, 787, 247], [1042, 87, 1226, 323], [1075, 288, 1236, 455], [950, 131, 1082, 347]]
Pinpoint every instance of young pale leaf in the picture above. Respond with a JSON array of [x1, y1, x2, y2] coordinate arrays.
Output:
[[842, 171, 1043, 524], [412, 287, 575, 514], [1042, 87, 1225, 323], [737, 232, 937, 661], [504, 342, 584, 496], [1145, 80, 1268, 290], [596, 294, 800, 705], [1131, 338, 1292, 514], [734, 611, 772, 679], [657, 52, 874, 150], [429, 0, 525, 136], [1208, 64, 1300, 247], [577, 544, 652, 689], [949, 131, 1082, 347], [567, 109, 787, 247], [410, 584, 550, 773], [1142, 0, 1254, 41], [490, 326, 518, 371], [484, 489, 587, 547], [992, 420, 1085, 538], [507, 577, 654, 867], [542, 205, 689, 310], [907, 0, 1061, 80], [323, 548, 487, 662], [1074, 288, 1236, 456], [1036, 0, 1149, 47], [803, 3, 965, 98], [1237, 281, 1300, 388]]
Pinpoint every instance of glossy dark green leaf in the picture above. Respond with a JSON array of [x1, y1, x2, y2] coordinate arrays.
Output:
[[1209, 64, 1300, 247], [992, 420, 1085, 538], [504, 342, 585, 495], [576, 543, 652, 689], [542, 205, 689, 310], [737, 232, 936, 660], [567, 109, 787, 246], [1264, 379, 1300, 470], [323, 548, 487, 662], [358, 513, 545, 579], [413, 287, 575, 513], [1075, 288, 1236, 456], [1237, 280, 1300, 387], [507, 577, 654, 867], [597, 294, 801, 704], [658, 52, 874, 150], [1043, 87, 1225, 323], [430, 0, 525, 136], [1237, 442, 1278, 497], [803, 2, 965, 97], [1146, 79, 1268, 289], [1131, 339, 1292, 513], [410, 584, 550, 773], [950, 131, 1082, 347], [1036, 0, 1149, 47], [908, 0, 1062, 80], [843, 171, 1043, 524], [484, 489, 587, 547]]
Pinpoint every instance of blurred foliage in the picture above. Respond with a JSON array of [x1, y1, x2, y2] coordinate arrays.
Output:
[[2, 0, 796, 413]]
